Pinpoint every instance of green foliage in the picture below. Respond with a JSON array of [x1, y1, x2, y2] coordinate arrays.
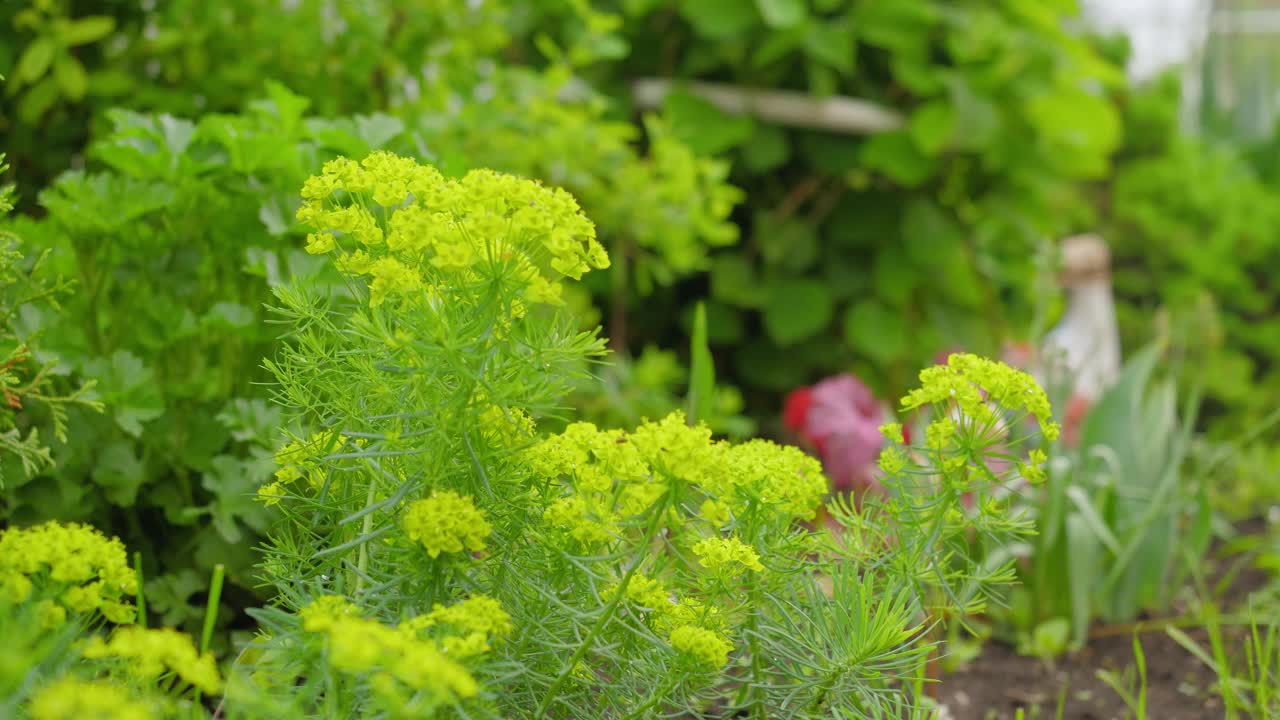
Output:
[[1003, 347, 1211, 655], [1065, 67, 1280, 502], [0, 521, 223, 719], [209, 156, 1047, 718], [0, 0, 508, 187], [586, 0, 1123, 403], [1, 87, 417, 637], [0, 152, 99, 485]]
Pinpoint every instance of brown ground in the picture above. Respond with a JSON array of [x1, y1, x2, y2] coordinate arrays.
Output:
[[937, 520, 1273, 720], [937, 627, 1225, 720]]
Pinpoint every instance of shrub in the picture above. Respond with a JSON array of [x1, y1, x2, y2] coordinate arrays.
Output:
[[215, 153, 1055, 718]]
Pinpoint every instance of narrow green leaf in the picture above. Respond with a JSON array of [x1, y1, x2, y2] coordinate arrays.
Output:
[[53, 54, 87, 100], [12, 37, 56, 87], [60, 16, 116, 46], [687, 302, 715, 425]]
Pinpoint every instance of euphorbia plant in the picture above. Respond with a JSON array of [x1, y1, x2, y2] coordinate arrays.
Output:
[[218, 153, 1058, 719]]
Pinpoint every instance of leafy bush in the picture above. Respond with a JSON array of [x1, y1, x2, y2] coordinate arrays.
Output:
[[0, 86, 420, 637], [4, 28, 748, 651], [0, 152, 98, 485], [555, 0, 1123, 407], [216, 155, 1053, 718]]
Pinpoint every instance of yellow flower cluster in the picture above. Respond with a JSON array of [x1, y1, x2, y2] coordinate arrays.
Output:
[[27, 677, 151, 720], [609, 573, 733, 669], [900, 353, 1059, 441], [258, 430, 350, 506], [526, 411, 829, 549], [668, 624, 734, 669], [691, 536, 764, 576], [401, 490, 492, 558], [82, 627, 222, 695], [299, 595, 480, 704], [402, 594, 513, 659], [476, 404, 536, 449], [0, 521, 137, 624], [296, 151, 609, 308], [1018, 448, 1050, 484]]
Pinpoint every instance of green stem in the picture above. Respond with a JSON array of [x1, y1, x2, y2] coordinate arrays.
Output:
[[533, 495, 671, 720], [133, 551, 146, 629], [355, 479, 379, 596], [200, 564, 225, 655]]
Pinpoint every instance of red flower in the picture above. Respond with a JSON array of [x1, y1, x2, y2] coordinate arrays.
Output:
[[783, 387, 815, 436]]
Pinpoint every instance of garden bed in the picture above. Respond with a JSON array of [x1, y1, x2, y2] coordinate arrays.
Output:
[[939, 519, 1273, 719]]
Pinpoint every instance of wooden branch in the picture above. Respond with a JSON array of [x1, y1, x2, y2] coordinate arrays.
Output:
[[631, 78, 904, 135]]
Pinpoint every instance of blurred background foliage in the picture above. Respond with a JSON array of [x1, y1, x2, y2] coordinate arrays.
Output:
[[1, 0, 1278, 647]]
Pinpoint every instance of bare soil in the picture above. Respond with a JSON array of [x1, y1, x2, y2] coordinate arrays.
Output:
[[937, 520, 1272, 720]]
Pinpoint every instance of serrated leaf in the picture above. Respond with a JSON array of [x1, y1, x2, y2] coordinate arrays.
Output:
[[203, 302, 255, 332], [763, 279, 833, 346], [216, 398, 283, 445], [202, 454, 274, 543], [84, 350, 165, 438], [92, 440, 147, 506]]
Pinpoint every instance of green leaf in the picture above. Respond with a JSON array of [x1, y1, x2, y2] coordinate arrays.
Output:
[[679, 0, 758, 38], [60, 16, 116, 46], [872, 245, 915, 307], [202, 454, 274, 543], [710, 255, 766, 308], [843, 299, 906, 363], [908, 100, 954, 156], [12, 37, 56, 87], [203, 302, 256, 333], [751, 27, 804, 68], [1024, 617, 1071, 659], [797, 132, 862, 175], [664, 90, 754, 156], [741, 124, 789, 172], [763, 278, 833, 346], [754, 211, 819, 271], [86, 68, 133, 98], [92, 440, 147, 506], [144, 570, 205, 627], [52, 54, 87, 100], [84, 350, 165, 438], [860, 131, 936, 187], [697, 301, 744, 345], [686, 303, 716, 426], [757, 0, 807, 28], [17, 77, 59, 123], [804, 21, 855, 74]]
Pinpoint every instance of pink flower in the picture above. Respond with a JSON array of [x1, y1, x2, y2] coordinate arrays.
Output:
[[787, 374, 888, 494]]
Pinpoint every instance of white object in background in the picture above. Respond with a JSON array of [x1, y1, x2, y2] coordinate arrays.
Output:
[[1041, 234, 1122, 404]]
